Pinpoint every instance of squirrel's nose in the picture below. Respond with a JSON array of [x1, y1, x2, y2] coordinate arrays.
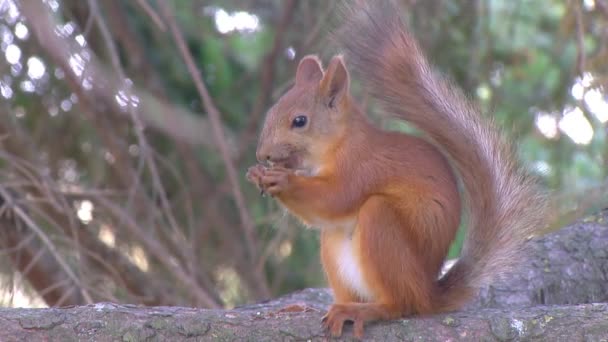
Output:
[[256, 148, 270, 163], [257, 146, 288, 164]]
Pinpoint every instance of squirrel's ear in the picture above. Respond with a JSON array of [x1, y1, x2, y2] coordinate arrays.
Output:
[[295, 55, 324, 86], [320, 55, 350, 109]]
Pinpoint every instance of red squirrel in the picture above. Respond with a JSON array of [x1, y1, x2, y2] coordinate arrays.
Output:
[[247, 1, 547, 338]]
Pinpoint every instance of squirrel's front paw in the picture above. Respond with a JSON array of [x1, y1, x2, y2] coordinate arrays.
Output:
[[246, 164, 265, 184], [246, 164, 269, 195], [260, 166, 293, 196]]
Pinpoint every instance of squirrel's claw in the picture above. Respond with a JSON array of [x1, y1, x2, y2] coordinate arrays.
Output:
[[322, 304, 366, 339], [246, 164, 267, 194]]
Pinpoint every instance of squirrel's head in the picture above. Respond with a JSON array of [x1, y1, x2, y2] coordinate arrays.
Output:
[[256, 55, 351, 175]]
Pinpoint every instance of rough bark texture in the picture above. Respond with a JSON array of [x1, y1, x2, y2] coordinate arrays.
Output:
[[0, 212, 607, 341], [1, 301, 607, 341], [471, 209, 608, 309]]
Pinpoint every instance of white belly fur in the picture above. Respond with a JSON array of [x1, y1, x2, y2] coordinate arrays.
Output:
[[337, 236, 373, 301], [310, 216, 374, 301]]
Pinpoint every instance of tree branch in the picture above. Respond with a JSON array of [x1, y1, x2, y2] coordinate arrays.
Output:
[[157, 0, 270, 299], [0, 301, 606, 341]]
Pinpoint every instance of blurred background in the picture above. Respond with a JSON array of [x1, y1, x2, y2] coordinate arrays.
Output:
[[0, 0, 606, 309]]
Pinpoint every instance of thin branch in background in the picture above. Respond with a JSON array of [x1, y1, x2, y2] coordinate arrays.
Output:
[[596, 0, 608, 19], [0, 187, 93, 304], [573, 0, 586, 77], [157, 0, 270, 299], [18, 0, 229, 152], [0, 74, 183, 307], [96, 196, 220, 308], [87, 0, 192, 270], [149, 148, 220, 296], [15, 240, 47, 279], [100, 1, 216, 260], [255, 214, 295, 273], [83, 1, 215, 305], [133, 0, 167, 32], [237, 0, 298, 159], [200, 1, 303, 275], [82, 4, 96, 38], [17, 0, 146, 193], [301, 1, 335, 52], [0, 232, 36, 255]]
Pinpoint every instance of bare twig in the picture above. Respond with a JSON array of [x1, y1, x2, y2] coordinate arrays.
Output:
[[157, 0, 270, 298], [573, 0, 586, 76], [16, 0, 229, 151], [237, 0, 299, 156], [132, 0, 167, 32], [0, 187, 93, 304], [0, 118, 175, 306], [596, 0, 608, 18], [255, 214, 295, 273], [301, 1, 335, 52], [96, 196, 220, 308], [87, 0, 191, 270]]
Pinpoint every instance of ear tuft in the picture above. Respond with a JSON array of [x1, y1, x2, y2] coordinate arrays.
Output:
[[320, 55, 350, 108], [295, 55, 324, 86]]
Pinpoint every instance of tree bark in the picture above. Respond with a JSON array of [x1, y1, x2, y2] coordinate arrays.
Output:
[[0, 301, 607, 341], [1, 211, 608, 340], [471, 209, 608, 309]]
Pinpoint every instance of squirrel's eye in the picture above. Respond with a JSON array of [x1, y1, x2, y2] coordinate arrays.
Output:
[[291, 115, 308, 128]]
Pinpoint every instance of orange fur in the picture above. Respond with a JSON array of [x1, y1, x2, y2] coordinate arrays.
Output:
[[246, 1, 547, 339]]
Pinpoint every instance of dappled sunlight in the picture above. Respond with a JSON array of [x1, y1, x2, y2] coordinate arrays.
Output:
[[535, 112, 559, 139], [98, 225, 116, 248], [570, 73, 593, 99], [584, 89, 608, 123], [278, 241, 293, 260], [26, 56, 45, 79], [114, 89, 141, 109], [54, 22, 75, 38], [13, 21, 26, 39], [0, 275, 47, 308], [532, 160, 552, 177], [584, 0, 596, 10], [558, 107, 594, 145], [536, 72, 608, 145], [215, 266, 243, 308], [4, 43, 20, 64], [209, 8, 260, 34], [0, 79, 12, 98], [77, 200, 94, 224], [127, 246, 149, 272], [68, 53, 86, 78], [571, 73, 608, 123]]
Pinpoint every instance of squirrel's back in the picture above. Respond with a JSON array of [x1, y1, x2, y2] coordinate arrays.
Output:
[[335, 0, 548, 310]]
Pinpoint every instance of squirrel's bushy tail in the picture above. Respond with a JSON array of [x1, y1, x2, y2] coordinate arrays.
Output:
[[335, 1, 547, 310]]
